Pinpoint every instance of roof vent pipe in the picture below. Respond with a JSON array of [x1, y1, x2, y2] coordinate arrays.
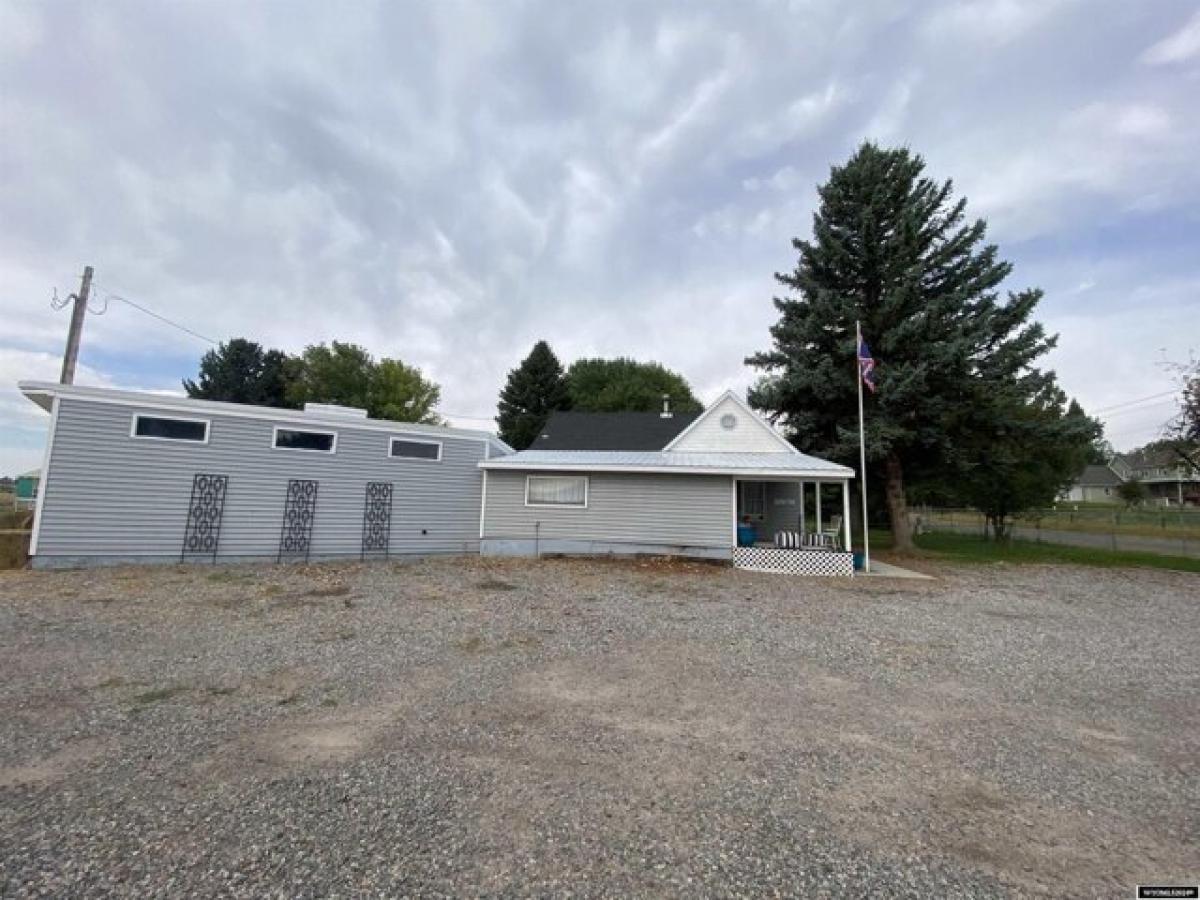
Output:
[[660, 394, 673, 419]]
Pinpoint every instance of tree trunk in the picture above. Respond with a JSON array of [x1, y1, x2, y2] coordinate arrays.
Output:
[[885, 454, 914, 553]]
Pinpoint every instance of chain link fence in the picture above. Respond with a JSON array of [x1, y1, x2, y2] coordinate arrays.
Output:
[[916, 506, 1199, 559]]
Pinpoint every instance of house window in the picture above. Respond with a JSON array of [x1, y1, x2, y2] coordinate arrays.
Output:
[[273, 427, 336, 453], [526, 475, 588, 508], [739, 481, 766, 519], [131, 414, 209, 443], [389, 437, 441, 461]]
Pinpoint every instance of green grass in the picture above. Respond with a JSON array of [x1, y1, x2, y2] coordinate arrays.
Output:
[[870, 529, 1200, 573], [924, 507, 1200, 540]]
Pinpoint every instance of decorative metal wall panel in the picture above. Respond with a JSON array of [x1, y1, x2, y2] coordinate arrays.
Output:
[[181, 474, 228, 563], [278, 479, 319, 563], [361, 481, 393, 559], [733, 546, 854, 577]]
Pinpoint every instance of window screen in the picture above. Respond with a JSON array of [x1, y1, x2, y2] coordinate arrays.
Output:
[[390, 438, 441, 460], [274, 429, 336, 452], [526, 475, 587, 507], [739, 482, 766, 518], [133, 415, 208, 442]]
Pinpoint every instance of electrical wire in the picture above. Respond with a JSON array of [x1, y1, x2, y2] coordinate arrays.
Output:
[[89, 283, 218, 345], [1090, 390, 1179, 414]]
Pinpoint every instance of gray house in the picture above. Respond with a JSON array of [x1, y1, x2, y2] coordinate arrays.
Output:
[[21, 381, 509, 568], [21, 382, 858, 575], [480, 392, 857, 575]]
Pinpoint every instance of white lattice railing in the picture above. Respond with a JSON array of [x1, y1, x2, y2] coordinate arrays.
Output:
[[733, 546, 854, 577]]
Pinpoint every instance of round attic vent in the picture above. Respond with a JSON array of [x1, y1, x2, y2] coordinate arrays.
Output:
[[720, 413, 738, 431]]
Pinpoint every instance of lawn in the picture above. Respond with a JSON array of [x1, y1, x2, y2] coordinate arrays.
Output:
[[870, 529, 1200, 573], [0, 556, 1196, 896], [924, 505, 1200, 540]]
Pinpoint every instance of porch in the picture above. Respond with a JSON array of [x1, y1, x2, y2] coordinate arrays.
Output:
[[733, 478, 855, 576]]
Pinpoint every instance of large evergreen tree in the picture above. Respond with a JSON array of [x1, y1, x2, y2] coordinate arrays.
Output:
[[183, 338, 297, 408], [747, 142, 1071, 551], [566, 358, 701, 413], [496, 341, 571, 449]]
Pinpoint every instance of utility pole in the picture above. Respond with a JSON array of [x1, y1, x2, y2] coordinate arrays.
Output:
[[60, 265, 93, 384]]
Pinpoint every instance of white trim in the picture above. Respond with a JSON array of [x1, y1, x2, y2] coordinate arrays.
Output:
[[663, 390, 798, 454], [130, 413, 211, 444], [17, 381, 505, 451], [479, 469, 489, 539], [730, 477, 738, 545], [842, 480, 852, 554], [482, 460, 852, 479], [29, 396, 60, 556], [524, 474, 589, 509], [387, 435, 443, 461], [272, 425, 338, 454]]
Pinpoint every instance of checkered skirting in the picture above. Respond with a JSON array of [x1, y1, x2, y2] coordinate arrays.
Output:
[[733, 546, 854, 577]]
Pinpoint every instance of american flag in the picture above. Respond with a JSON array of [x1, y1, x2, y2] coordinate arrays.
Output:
[[858, 338, 877, 393]]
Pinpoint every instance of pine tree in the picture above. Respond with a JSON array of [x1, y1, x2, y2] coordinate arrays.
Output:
[[184, 338, 298, 408], [747, 142, 1065, 551], [496, 341, 571, 449]]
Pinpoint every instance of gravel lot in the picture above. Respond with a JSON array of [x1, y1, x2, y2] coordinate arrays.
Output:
[[0, 556, 1196, 897]]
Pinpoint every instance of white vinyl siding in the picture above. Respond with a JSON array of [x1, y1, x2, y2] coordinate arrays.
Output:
[[526, 475, 588, 508], [668, 394, 791, 453]]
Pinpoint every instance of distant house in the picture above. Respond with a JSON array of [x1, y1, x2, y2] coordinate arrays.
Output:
[[1061, 464, 1123, 504], [1112, 448, 1200, 507], [480, 392, 858, 575], [15, 469, 40, 510], [1061, 449, 1200, 507]]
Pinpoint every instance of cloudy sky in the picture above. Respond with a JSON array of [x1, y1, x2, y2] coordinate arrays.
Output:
[[2, 0, 1197, 474]]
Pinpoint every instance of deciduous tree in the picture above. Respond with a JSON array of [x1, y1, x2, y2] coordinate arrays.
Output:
[[566, 358, 701, 414]]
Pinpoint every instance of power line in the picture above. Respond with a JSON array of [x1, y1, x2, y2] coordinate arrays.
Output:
[[1099, 399, 1178, 421], [88, 283, 218, 345], [1091, 390, 1178, 414]]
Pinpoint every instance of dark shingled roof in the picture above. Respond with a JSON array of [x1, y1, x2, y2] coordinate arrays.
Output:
[[1076, 464, 1123, 487], [534, 410, 701, 451]]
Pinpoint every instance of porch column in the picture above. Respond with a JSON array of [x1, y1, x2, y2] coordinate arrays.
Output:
[[799, 481, 806, 533], [815, 482, 822, 533], [842, 479, 852, 552]]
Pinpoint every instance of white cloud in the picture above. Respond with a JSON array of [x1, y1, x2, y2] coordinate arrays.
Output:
[[0, 0, 1195, 463], [1141, 9, 1200, 65], [922, 0, 1075, 45]]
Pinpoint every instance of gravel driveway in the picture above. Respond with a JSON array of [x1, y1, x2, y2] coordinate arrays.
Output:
[[0, 557, 1196, 897]]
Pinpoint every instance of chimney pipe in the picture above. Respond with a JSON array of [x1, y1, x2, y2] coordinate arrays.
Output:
[[660, 394, 672, 419]]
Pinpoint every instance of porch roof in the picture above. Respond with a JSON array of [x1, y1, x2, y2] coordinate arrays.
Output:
[[480, 450, 854, 479]]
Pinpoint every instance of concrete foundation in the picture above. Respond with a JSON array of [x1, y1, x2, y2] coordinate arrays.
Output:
[[480, 538, 732, 561]]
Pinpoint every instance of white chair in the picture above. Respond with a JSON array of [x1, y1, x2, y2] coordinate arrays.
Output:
[[821, 515, 843, 550]]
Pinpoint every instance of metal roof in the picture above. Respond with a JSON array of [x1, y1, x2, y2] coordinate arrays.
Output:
[[534, 410, 701, 451], [480, 450, 854, 478]]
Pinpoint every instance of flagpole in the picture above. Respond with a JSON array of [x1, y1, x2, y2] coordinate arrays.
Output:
[[856, 320, 871, 574]]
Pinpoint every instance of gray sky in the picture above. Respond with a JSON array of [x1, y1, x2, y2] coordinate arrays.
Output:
[[3, 0, 1198, 474]]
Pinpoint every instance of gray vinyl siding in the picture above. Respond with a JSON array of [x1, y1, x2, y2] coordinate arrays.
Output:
[[483, 470, 732, 549], [36, 398, 487, 562]]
